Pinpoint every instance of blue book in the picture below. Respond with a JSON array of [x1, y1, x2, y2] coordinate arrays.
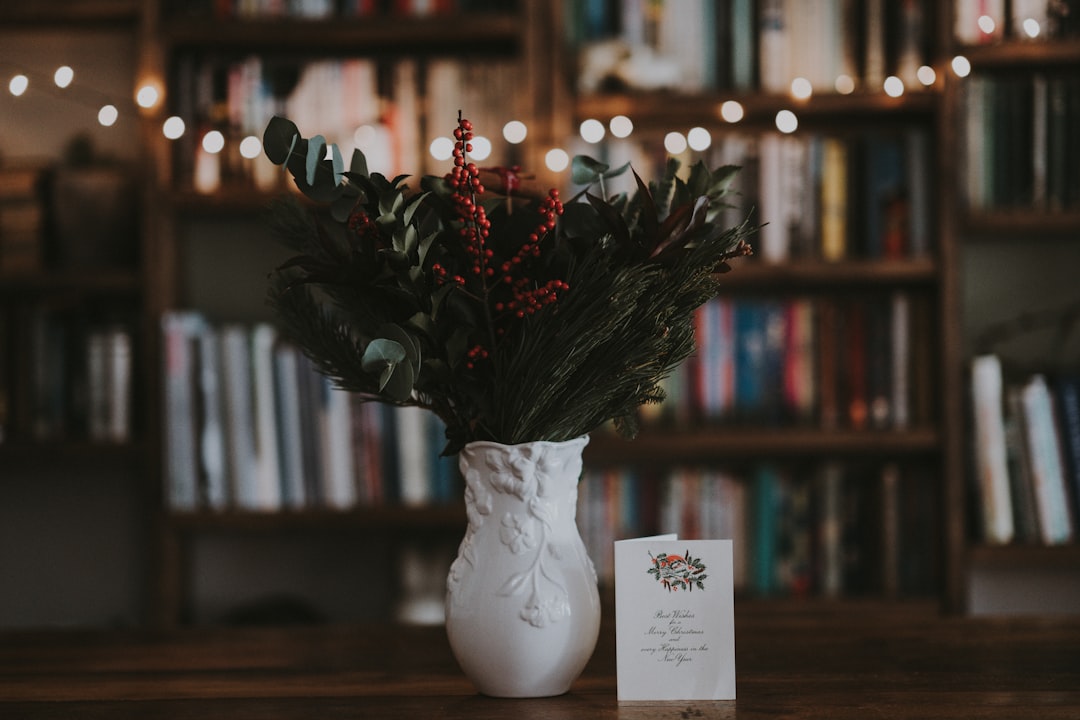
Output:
[[752, 465, 780, 596], [734, 301, 767, 421]]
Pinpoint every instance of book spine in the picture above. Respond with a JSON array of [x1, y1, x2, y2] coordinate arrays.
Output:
[[970, 355, 1015, 544]]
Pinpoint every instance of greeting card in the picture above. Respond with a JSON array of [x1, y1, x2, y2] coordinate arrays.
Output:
[[614, 537, 736, 701]]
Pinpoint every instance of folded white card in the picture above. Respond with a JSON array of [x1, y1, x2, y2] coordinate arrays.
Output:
[[614, 537, 736, 701]]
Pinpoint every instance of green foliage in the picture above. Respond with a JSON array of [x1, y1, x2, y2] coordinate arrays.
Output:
[[261, 115, 756, 454]]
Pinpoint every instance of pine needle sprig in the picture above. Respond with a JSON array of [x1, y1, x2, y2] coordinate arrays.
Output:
[[260, 114, 756, 455]]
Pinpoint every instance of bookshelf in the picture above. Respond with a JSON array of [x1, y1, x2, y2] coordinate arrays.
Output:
[[133, 0, 1076, 623], [0, 0, 153, 628], [946, 8, 1080, 612]]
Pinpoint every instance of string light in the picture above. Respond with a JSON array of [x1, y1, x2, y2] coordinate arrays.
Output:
[[429, 136, 454, 161], [790, 77, 812, 100], [239, 136, 262, 159], [579, 118, 605, 143], [1022, 18, 1041, 38], [469, 135, 492, 161], [162, 116, 185, 140], [835, 74, 855, 95], [775, 110, 798, 134], [202, 130, 225, 154], [663, 131, 687, 155], [502, 120, 527, 144], [883, 76, 905, 97], [97, 104, 118, 127], [609, 115, 633, 138], [9, 74, 29, 96], [951, 56, 972, 78], [917, 65, 937, 86], [53, 66, 74, 88], [720, 100, 744, 123], [136, 84, 160, 109], [545, 148, 569, 173], [687, 127, 711, 152]]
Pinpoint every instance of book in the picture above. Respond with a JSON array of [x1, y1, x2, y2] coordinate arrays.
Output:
[[1005, 386, 1041, 544], [273, 342, 306, 510], [250, 323, 283, 511], [970, 354, 1014, 544], [1019, 374, 1074, 545], [162, 312, 202, 511], [219, 324, 261, 511], [319, 377, 357, 509], [1054, 376, 1080, 528]]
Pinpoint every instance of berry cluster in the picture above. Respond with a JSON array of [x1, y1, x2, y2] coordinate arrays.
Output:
[[441, 114, 571, 368], [348, 208, 381, 246], [446, 116, 494, 280]]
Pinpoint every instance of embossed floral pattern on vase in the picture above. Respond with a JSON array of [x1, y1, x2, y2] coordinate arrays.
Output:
[[444, 436, 601, 697]]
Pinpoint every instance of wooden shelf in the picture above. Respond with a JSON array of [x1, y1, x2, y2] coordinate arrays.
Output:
[[960, 40, 1080, 70], [586, 427, 940, 466], [167, 504, 466, 533], [576, 89, 938, 131], [718, 257, 938, 291], [161, 14, 521, 54], [0, 269, 141, 296], [0, 440, 142, 465], [968, 543, 1080, 569], [0, 0, 139, 26], [961, 209, 1080, 237]]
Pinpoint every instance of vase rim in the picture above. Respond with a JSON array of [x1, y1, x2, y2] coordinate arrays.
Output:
[[463, 435, 590, 452]]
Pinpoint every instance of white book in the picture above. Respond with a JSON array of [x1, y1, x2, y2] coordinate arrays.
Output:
[[105, 326, 132, 443], [1020, 374, 1074, 545], [250, 323, 282, 511], [970, 355, 1015, 544], [394, 404, 431, 507], [195, 320, 228, 511], [758, 0, 789, 93], [220, 324, 260, 511], [320, 379, 357, 510], [757, 133, 788, 263]]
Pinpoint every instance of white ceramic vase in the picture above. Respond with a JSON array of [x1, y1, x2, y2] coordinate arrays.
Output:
[[445, 435, 601, 697]]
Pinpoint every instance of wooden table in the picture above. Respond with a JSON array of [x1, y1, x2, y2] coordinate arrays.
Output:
[[2, 601, 1079, 719]]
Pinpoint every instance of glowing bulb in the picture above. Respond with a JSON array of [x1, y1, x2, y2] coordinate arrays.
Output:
[[835, 74, 855, 95], [502, 120, 527, 144], [664, 131, 687, 155], [162, 116, 185, 139], [720, 100, 744, 123], [609, 115, 633, 138], [545, 148, 569, 172], [579, 118, 605, 143], [1023, 18, 1041, 38], [239, 135, 262, 159], [977, 14, 996, 34], [98, 104, 118, 126], [429, 136, 454, 161], [790, 76, 813, 100], [917, 65, 937, 86], [470, 135, 492, 161], [136, 84, 159, 109], [687, 127, 712, 152], [354, 125, 378, 149], [9, 74, 29, 96], [54, 66, 74, 88], [775, 110, 798, 134], [202, 130, 225, 154], [951, 55, 971, 78], [883, 76, 904, 97]]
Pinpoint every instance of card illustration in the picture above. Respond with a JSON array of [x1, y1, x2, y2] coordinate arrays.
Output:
[[647, 550, 708, 592]]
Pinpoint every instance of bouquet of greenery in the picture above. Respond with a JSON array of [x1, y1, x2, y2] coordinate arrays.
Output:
[[261, 113, 754, 455]]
